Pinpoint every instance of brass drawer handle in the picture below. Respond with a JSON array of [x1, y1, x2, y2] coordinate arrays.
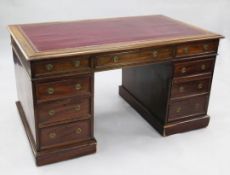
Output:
[[47, 87, 55, 95], [46, 64, 54, 71], [179, 86, 184, 92], [198, 83, 203, 89], [76, 127, 82, 134], [74, 60, 81, 67], [75, 105, 81, 111], [203, 44, 209, 51], [181, 67, 187, 73], [183, 47, 189, 54], [152, 50, 158, 58], [176, 107, 182, 113], [49, 132, 56, 139], [201, 64, 206, 70], [48, 110, 55, 116], [112, 56, 119, 63], [75, 83, 81, 90]]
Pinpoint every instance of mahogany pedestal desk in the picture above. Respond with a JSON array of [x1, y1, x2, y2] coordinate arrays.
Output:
[[8, 15, 223, 166]]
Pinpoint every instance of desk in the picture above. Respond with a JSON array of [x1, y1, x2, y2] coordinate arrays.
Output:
[[8, 15, 223, 166]]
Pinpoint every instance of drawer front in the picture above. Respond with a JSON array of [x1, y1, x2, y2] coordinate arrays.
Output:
[[171, 76, 211, 98], [168, 95, 208, 121], [174, 58, 215, 77], [95, 46, 173, 69], [32, 56, 91, 77], [37, 97, 91, 126], [40, 120, 91, 149], [36, 76, 91, 102], [176, 40, 218, 57]]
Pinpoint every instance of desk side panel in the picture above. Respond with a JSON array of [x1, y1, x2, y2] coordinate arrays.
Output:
[[13, 50, 36, 144], [121, 62, 172, 122]]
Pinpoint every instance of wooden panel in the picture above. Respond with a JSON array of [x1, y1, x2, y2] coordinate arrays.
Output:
[[171, 76, 212, 98], [35, 76, 91, 102], [176, 40, 218, 57], [13, 52, 37, 143], [168, 95, 208, 122], [12, 38, 32, 76], [164, 116, 210, 136], [37, 97, 91, 127], [32, 56, 91, 77], [40, 120, 91, 149], [36, 139, 96, 166], [95, 46, 173, 70], [122, 62, 172, 122], [174, 58, 215, 77]]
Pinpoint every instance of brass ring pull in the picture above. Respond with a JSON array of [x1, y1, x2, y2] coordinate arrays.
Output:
[[152, 50, 158, 58], [76, 128, 82, 134], [47, 87, 55, 95], [74, 60, 81, 67], [48, 110, 55, 116], [49, 132, 56, 139], [179, 86, 184, 92], [201, 64, 206, 70], [181, 67, 187, 73], [46, 64, 54, 71], [113, 56, 119, 63], [176, 107, 182, 113], [203, 44, 209, 51], [75, 83, 81, 90], [198, 83, 203, 89], [183, 47, 189, 54], [75, 105, 81, 111]]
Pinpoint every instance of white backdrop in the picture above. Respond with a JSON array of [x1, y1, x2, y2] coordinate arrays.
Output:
[[0, 0, 230, 175]]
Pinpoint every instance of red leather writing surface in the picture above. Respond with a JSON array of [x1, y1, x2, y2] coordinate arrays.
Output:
[[20, 15, 206, 52]]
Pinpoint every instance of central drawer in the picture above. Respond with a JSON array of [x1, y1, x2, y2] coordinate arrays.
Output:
[[95, 46, 173, 69], [37, 97, 91, 127], [35, 76, 91, 102], [40, 119, 92, 149]]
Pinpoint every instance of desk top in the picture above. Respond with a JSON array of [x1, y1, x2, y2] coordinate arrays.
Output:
[[9, 15, 222, 60]]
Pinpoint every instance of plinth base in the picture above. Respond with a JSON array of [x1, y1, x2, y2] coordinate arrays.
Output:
[[119, 86, 210, 136]]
